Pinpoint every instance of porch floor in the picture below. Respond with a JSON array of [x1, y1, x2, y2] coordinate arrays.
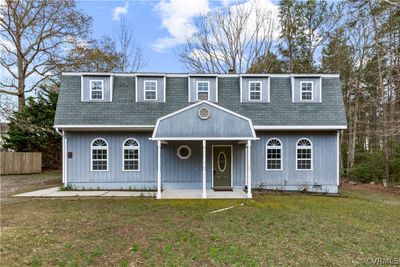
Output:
[[161, 189, 247, 199]]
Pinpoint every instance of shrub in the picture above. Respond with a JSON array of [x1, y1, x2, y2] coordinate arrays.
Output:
[[349, 143, 400, 183], [349, 150, 385, 183]]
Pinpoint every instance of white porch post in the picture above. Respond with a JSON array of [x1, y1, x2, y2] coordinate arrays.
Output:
[[202, 140, 207, 198], [157, 141, 162, 199], [247, 140, 252, 198], [245, 145, 248, 187]]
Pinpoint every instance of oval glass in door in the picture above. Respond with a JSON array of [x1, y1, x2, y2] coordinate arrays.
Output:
[[218, 152, 227, 172]]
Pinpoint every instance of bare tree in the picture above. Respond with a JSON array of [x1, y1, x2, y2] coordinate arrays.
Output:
[[345, 14, 374, 172], [116, 18, 145, 72], [177, 0, 276, 73], [0, 0, 91, 111], [68, 36, 124, 72], [0, 94, 16, 122]]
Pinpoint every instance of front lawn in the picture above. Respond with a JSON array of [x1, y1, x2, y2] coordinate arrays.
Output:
[[1, 173, 399, 266]]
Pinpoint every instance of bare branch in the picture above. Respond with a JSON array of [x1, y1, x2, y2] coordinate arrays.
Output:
[[177, 0, 275, 73]]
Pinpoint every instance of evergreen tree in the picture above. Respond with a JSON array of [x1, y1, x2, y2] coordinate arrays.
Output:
[[3, 84, 61, 169]]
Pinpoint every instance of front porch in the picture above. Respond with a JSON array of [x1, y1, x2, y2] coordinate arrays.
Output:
[[161, 189, 248, 199], [151, 101, 258, 199]]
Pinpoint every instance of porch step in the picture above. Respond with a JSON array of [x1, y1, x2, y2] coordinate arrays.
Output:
[[213, 187, 233, 191]]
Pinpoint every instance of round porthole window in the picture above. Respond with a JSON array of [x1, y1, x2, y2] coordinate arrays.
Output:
[[198, 108, 210, 120], [177, 145, 191, 159]]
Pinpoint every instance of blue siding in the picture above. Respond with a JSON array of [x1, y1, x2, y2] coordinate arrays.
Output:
[[82, 76, 112, 102], [252, 131, 338, 193], [66, 132, 158, 187], [189, 77, 217, 102], [66, 131, 338, 193], [293, 77, 321, 102], [136, 76, 165, 102], [241, 77, 269, 102], [155, 102, 254, 138]]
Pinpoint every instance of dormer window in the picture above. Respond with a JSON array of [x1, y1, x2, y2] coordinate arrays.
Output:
[[249, 81, 262, 101], [301, 81, 313, 101], [196, 81, 209, 101], [144, 80, 157, 100], [90, 80, 104, 100]]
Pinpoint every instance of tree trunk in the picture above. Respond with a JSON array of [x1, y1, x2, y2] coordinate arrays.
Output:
[[370, 3, 390, 182], [17, 70, 26, 112], [348, 100, 358, 171]]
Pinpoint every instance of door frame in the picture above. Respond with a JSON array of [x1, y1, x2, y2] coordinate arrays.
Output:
[[211, 145, 233, 188]]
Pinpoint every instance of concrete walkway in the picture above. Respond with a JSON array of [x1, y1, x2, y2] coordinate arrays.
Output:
[[162, 189, 247, 199], [14, 187, 247, 199], [13, 187, 156, 198]]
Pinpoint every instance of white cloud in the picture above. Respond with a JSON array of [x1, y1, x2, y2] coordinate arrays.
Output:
[[0, 38, 15, 53], [153, 0, 279, 52], [112, 2, 129, 21], [153, 0, 210, 52], [228, 0, 280, 40]]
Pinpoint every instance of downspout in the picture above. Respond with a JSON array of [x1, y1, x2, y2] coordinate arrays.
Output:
[[55, 127, 67, 187]]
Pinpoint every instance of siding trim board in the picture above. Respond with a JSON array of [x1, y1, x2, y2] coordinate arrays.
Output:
[[63, 72, 340, 78], [337, 130, 340, 186], [55, 125, 347, 130]]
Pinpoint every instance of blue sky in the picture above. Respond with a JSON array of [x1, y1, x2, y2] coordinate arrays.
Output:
[[77, 0, 279, 72]]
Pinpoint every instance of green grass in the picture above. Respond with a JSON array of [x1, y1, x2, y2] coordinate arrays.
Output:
[[1, 173, 399, 266]]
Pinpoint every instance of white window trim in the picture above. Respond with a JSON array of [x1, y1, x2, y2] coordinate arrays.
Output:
[[248, 81, 263, 101], [265, 138, 283, 171], [196, 81, 210, 101], [90, 138, 108, 172], [300, 81, 314, 101], [122, 138, 140, 172], [144, 80, 158, 101], [89, 80, 104, 101], [177, 145, 192, 159], [296, 138, 313, 171]]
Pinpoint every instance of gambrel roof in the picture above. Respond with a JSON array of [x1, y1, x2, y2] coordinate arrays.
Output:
[[152, 101, 257, 140], [54, 73, 347, 129]]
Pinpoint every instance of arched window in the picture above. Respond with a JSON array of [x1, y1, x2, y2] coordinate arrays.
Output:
[[123, 138, 140, 171], [296, 138, 312, 170], [266, 138, 282, 170], [91, 138, 108, 171]]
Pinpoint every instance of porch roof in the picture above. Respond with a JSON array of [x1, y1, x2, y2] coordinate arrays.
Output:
[[151, 101, 257, 140]]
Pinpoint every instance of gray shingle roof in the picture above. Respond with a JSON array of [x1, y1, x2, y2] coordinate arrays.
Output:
[[54, 75, 347, 127]]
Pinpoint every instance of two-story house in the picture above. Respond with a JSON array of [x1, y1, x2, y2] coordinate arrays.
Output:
[[54, 72, 347, 198]]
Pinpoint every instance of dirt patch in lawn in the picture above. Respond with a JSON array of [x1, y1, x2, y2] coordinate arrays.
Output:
[[341, 182, 400, 196], [0, 171, 61, 202]]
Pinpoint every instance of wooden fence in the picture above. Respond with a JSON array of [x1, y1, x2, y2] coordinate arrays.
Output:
[[0, 152, 42, 175]]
